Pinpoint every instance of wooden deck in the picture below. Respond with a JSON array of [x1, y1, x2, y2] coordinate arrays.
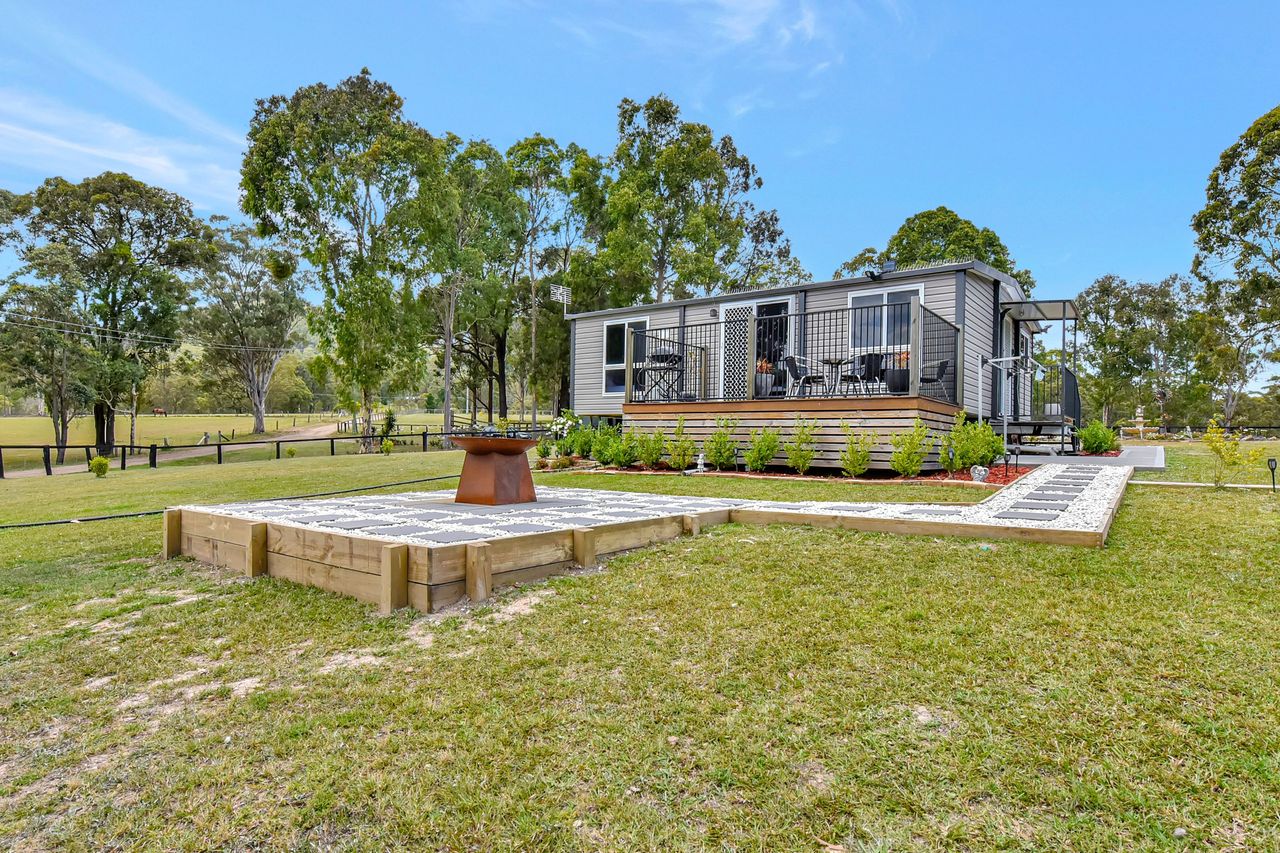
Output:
[[623, 396, 961, 470]]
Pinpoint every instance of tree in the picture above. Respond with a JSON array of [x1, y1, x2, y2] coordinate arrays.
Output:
[[1076, 274, 1149, 427], [0, 247, 95, 461], [570, 94, 790, 303], [193, 220, 306, 433], [12, 172, 210, 454], [832, 246, 880, 279], [241, 69, 433, 449], [1192, 280, 1278, 427], [885, 206, 1034, 293]]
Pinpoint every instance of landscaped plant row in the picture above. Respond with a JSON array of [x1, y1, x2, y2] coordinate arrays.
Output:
[[537, 411, 1017, 480]]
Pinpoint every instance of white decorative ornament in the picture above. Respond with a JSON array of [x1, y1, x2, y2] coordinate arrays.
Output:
[[970, 464, 989, 483]]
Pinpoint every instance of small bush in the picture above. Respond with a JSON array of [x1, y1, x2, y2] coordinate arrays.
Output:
[[1203, 417, 1265, 488], [1079, 419, 1119, 454], [941, 411, 1005, 471], [743, 427, 781, 472], [286, 446, 297, 458], [613, 430, 641, 468], [550, 454, 574, 470], [89, 455, 110, 478], [784, 418, 818, 475], [839, 424, 876, 478], [571, 427, 596, 459], [536, 438, 553, 459], [889, 418, 935, 478], [380, 438, 394, 455], [703, 417, 740, 470], [428, 436, 444, 450], [590, 426, 620, 465], [378, 409, 397, 441], [667, 417, 696, 471], [637, 430, 666, 469]]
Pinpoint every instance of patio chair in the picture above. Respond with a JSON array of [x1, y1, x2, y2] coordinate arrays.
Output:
[[838, 352, 884, 395], [920, 359, 951, 402], [781, 355, 825, 397]]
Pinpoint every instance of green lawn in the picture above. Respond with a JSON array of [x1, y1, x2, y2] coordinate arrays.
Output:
[[1131, 440, 1280, 485], [2, 460, 1279, 849]]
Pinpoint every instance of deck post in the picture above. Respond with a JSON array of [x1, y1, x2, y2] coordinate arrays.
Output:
[[954, 327, 965, 409], [745, 311, 757, 401], [465, 542, 492, 604], [624, 328, 635, 404], [380, 543, 409, 614], [246, 522, 268, 578], [162, 509, 182, 560], [909, 297, 923, 398], [572, 527, 598, 568]]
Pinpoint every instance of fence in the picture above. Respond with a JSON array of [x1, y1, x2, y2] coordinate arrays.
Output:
[[0, 425, 552, 479]]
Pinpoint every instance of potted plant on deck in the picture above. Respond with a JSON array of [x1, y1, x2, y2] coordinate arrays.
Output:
[[884, 351, 910, 394], [755, 358, 777, 397]]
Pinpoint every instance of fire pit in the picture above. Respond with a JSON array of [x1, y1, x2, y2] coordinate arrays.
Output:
[[451, 435, 539, 505]]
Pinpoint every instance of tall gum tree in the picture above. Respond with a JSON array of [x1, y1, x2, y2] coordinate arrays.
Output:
[[12, 172, 209, 454], [241, 69, 434, 448]]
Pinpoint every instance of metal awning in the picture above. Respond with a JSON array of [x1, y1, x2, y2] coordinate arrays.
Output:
[[1000, 299, 1078, 323]]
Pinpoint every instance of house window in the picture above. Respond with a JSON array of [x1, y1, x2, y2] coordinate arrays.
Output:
[[603, 318, 648, 394], [849, 288, 919, 351]]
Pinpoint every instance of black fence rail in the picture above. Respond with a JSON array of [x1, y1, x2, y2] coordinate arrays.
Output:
[[628, 300, 960, 403], [0, 425, 552, 479], [1030, 364, 1083, 425]]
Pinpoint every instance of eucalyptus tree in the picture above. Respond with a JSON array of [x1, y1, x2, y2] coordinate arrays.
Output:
[[193, 219, 306, 434], [241, 69, 436, 448], [0, 247, 95, 460], [11, 172, 211, 453]]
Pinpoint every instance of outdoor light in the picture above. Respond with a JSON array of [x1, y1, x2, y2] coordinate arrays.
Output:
[[1269, 457, 1277, 493]]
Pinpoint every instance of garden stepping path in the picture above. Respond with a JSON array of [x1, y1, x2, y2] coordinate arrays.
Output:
[[185, 463, 1132, 551]]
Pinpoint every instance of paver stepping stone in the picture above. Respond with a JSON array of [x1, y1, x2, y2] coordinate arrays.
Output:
[[994, 510, 1061, 521], [364, 524, 443, 536], [824, 504, 876, 513], [540, 515, 617, 527], [1041, 485, 1085, 493], [491, 522, 560, 534], [1027, 490, 1080, 499], [908, 507, 965, 516], [326, 518, 390, 530], [1012, 501, 1070, 511], [417, 530, 487, 544], [291, 513, 347, 523]]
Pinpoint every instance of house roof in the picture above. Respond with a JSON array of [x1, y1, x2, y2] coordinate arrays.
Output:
[[565, 259, 1028, 321], [1001, 299, 1079, 323]]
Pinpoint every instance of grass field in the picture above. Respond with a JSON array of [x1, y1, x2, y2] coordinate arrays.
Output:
[[2, 458, 1279, 848], [1130, 440, 1280, 485]]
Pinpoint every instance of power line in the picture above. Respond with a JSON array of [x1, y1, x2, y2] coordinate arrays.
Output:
[[0, 309, 301, 354]]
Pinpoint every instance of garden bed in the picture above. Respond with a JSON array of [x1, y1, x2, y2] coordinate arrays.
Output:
[[554, 463, 1018, 489]]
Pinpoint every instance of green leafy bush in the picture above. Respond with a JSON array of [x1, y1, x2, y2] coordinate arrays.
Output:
[[428, 436, 444, 450], [571, 427, 596, 459], [613, 430, 640, 468], [590, 426, 620, 465], [1203, 417, 1265, 487], [536, 438, 553, 459], [941, 411, 1004, 470], [380, 438, 394, 455], [378, 409, 397, 441], [637, 430, 666, 469], [890, 418, 935, 478], [743, 427, 780, 472], [666, 417, 696, 471], [839, 424, 876, 478], [550, 454, 574, 470], [286, 446, 297, 458], [1079, 419, 1119, 454], [703, 417, 740, 470], [784, 418, 818, 475], [89, 455, 110, 478]]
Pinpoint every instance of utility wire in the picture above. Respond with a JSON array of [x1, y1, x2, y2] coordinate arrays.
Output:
[[0, 310, 300, 354]]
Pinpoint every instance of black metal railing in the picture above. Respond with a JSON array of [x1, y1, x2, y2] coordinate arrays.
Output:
[[1030, 363, 1083, 424], [628, 301, 960, 404]]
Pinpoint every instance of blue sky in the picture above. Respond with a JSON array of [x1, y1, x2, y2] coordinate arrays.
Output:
[[1, 0, 1278, 301]]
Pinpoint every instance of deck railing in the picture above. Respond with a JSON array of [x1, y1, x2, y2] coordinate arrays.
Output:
[[626, 298, 961, 405], [1030, 363, 1083, 424]]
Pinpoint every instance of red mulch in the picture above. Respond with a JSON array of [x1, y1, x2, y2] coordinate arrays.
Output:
[[913, 465, 1034, 486], [1080, 450, 1123, 457]]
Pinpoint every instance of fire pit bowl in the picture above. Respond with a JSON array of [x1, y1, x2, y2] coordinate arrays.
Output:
[[452, 435, 539, 505]]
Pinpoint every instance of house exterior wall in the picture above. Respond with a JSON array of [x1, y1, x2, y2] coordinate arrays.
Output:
[[571, 305, 681, 417], [960, 272, 998, 416]]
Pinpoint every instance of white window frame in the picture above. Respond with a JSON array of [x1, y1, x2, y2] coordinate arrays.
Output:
[[847, 285, 922, 353], [601, 316, 649, 396]]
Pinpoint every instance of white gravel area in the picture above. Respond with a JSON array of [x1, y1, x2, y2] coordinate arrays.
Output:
[[181, 463, 1132, 547]]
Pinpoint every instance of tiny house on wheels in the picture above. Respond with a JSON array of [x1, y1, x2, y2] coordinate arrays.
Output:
[[566, 259, 1082, 471]]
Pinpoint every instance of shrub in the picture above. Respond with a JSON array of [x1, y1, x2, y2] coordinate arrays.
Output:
[[428, 436, 444, 450], [550, 409, 581, 438], [839, 424, 876, 478], [378, 408, 397, 441], [784, 418, 818, 475], [536, 438, 553, 459], [614, 430, 641, 468], [550, 454, 574, 470], [571, 427, 596, 459], [703, 417, 740, 470], [941, 411, 1005, 470], [743, 427, 781, 472], [286, 446, 297, 458], [889, 418, 935, 478], [1079, 419, 1119, 454], [1203, 417, 1265, 488], [380, 438, 394, 455], [637, 430, 666, 469], [89, 455, 110, 478], [666, 417, 696, 471], [590, 425, 620, 465]]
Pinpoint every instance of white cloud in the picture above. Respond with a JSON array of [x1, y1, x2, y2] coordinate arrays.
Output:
[[0, 89, 239, 209]]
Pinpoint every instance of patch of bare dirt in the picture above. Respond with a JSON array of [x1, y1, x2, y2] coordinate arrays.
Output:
[[316, 650, 384, 674], [796, 760, 835, 793], [405, 620, 435, 650]]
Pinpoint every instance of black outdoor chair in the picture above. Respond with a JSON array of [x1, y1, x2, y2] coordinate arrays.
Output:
[[781, 355, 825, 397], [920, 358, 952, 401], [839, 352, 885, 395]]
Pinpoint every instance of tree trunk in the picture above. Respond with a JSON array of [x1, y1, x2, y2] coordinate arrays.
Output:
[[495, 332, 509, 419], [48, 399, 66, 464], [361, 388, 376, 452], [441, 283, 456, 445], [94, 401, 115, 456], [129, 384, 139, 453], [556, 371, 570, 416]]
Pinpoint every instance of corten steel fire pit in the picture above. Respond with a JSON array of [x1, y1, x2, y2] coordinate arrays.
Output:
[[451, 435, 539, 505]]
